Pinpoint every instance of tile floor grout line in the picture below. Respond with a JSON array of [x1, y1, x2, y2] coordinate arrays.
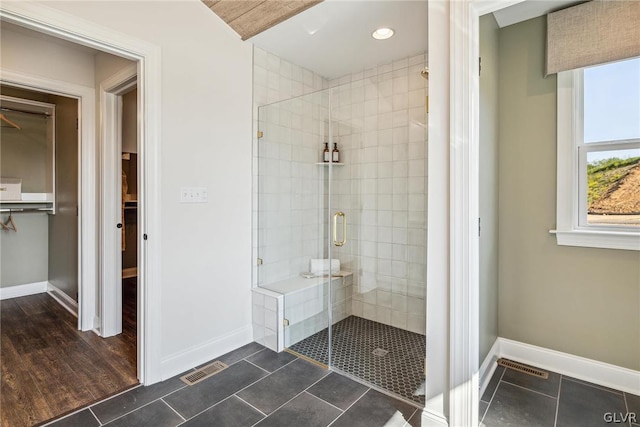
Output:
[[481, 366, 507, 425], [500, 379, 559, 400], [93, 397, 167, 425], [403, 408, 420, 427], [264, 356, 300, 374], [234, 394, 269, 417], [146, 383, 189, 404], [215, 347, 267, 370], [623, 392, 631, 427], [562, 375, 625, 396], [88, 407, 103, 426], [247, 370, 332, 427], [326, 387, 371, 427], [161, 397, 186, 422], [174, 393, 238, 425], [41, 404, 101, 427], [553, 375, 563, 427], [238, 348, 267, 362], [90, 383, 144, 410], [224, 358, 302, 401], [243, 358, 274, 375], [303, 390, 346, 413]]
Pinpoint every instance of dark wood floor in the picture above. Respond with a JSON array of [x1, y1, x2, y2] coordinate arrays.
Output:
[[1, 279, 138, 427]]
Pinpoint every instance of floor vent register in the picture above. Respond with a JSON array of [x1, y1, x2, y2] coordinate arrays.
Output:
[[497, 358, 549, 379], [180, 361, 228, 386]]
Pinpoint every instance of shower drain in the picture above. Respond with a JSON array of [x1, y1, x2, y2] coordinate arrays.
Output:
[[372, 348, 389, 357]]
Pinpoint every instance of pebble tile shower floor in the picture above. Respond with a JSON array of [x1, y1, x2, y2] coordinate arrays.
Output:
[[287, 316, 426, 405]]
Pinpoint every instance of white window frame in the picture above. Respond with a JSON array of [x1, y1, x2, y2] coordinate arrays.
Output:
[[553, 68, 640, 251]]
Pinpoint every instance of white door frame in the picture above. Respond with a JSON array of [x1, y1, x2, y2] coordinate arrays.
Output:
[[99, 66, 137, 338], [0, 69, 96, 332], [0, 2, 163, 384], [425, 0, 526, 425]]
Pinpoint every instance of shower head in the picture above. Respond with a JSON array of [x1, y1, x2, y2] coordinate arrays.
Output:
[[421, 67, 429, 80]]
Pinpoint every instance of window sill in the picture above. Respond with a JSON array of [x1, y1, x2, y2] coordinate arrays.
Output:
[[549, 229, 640, 251]]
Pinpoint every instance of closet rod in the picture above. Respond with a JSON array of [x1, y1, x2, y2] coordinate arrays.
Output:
[[0, 207, 53, 213], [0, 107, 51, 117]]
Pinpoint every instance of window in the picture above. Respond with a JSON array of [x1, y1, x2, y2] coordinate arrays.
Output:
[[554, 57, 640, 251]]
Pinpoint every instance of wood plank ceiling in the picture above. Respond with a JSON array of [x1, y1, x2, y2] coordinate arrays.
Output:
[[202, 0, 324, 41]]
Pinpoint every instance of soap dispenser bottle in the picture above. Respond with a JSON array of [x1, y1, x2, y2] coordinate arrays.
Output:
[[332, 142, 340, 163], [323, 142, 330, 162]]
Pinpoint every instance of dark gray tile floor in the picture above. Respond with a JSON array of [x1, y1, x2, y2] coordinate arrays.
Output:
[[45, 343, 422, 427], [481, 360, 640, 427]]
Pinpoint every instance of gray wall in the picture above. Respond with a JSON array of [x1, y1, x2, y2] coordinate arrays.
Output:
[[0, 109, 51, 193], [498, 16, 640, 370], [122, 89, 137, 154], [0, 215, 48, 286], [0, 86, 52, 288], [48, 94, 79, 301], [479, 14, 500, 363]]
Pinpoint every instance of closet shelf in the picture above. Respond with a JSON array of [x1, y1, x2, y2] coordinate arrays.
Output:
[[0, 200, 53, 204]]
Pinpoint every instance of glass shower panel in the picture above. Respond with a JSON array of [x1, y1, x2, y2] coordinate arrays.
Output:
[[329, 67, 428, 405], [256, 89, 333, 363]]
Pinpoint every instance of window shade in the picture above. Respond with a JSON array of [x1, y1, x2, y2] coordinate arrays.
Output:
[[546, 0, 640, 75]]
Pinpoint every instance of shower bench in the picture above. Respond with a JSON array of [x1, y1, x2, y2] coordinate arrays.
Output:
[[252, 271, 353, 353]]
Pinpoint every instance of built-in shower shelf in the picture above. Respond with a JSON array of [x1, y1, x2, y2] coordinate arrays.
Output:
[[315, 162, 344, 166]]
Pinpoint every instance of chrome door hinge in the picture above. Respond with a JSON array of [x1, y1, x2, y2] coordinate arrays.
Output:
[[257, 258, 263, 265], [283, 318, 290, 327]]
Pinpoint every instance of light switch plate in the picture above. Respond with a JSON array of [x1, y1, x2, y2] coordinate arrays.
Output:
[[180, 187, 208, 203]]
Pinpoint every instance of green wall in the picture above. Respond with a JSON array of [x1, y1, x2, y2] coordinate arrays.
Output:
[[497, 16, 640, 370], [479, 13, 500, 363]]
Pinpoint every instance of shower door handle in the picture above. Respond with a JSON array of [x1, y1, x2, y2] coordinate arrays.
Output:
[[333, 211, 346, 247]]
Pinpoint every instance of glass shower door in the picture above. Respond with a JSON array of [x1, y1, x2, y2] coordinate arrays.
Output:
[[328, 69, 429, 406]]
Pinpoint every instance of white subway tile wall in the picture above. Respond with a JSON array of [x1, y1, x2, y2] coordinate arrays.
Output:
[[253, 47, 427, 337]]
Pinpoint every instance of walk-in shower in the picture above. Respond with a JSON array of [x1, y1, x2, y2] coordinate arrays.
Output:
[[252, 54, 428, 405]]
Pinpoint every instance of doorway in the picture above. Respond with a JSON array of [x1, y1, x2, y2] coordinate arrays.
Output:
[[119, 85, 140, 358], [0, 83, 139, 426]]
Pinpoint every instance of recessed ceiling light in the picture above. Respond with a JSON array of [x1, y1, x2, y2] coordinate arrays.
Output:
[[372, 27, 394, 40]]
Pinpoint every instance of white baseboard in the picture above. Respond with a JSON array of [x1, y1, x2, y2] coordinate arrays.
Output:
[[479, 338, 501, 398], [419, 409, 449, 426], [0, 281, 48, 300], [160, 325, 254, 381], [485, 337, 640, 395], [47, 283, 78, 317], [93, 315, 101, 332]]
